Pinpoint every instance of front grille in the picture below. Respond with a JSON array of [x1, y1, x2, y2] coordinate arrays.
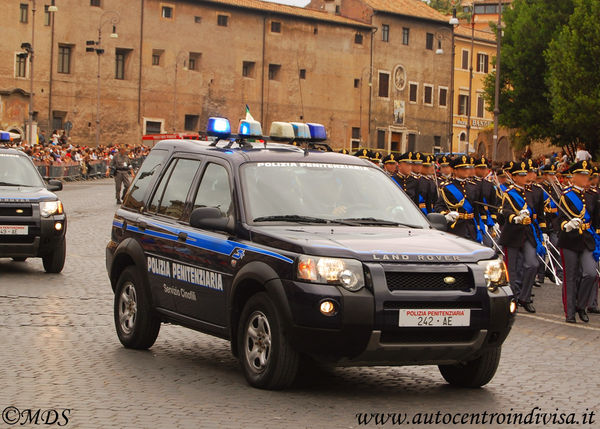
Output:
[[386, 271, 473, 291], [0, 235, 36, 244], [0, 205, 33, 217], [380, 329, 479, 344]]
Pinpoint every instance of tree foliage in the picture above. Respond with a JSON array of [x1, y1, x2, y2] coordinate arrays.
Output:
[[483, 0, 574, 147], [545, 0, 600, 155]]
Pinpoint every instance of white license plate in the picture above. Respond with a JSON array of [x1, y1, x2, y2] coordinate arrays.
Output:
[[0, 225, 28, 235], [399, 309, 471, 327]]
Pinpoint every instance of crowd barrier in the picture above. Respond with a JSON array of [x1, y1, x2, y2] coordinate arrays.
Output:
[[33, 158, 144, 181]]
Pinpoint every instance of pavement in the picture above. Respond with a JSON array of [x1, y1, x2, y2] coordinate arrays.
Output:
[[0, 179, 599, 428]]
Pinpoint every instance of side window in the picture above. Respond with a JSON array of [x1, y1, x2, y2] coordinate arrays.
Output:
[[123, 149, 168, 210], [193, 163, 232, 217], [147, 158, 176, 213], [150, 158, 201, 219]]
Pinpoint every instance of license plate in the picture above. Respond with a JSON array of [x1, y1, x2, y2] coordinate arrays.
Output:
[[398, 309, 471, 327], [0, 225, 28, 235]]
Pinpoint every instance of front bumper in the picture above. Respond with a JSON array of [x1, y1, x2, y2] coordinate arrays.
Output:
[[282, 263, 515, 365], [0, 212, 66, 258]]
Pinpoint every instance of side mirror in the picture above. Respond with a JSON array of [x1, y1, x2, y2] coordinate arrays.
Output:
[[427, 213, 447, 231], [47, 179, 63, 192], [190, 207, 231, 232]]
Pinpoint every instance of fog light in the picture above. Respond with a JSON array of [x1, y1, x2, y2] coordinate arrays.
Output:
[[319, 300, 337, 316], [54, 222, 63, 231], [509, 300, 517, 314]]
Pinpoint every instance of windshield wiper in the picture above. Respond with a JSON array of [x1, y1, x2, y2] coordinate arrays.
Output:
[[253, 215, 357, 225], [338, 217, 422, 228], [0, 182, 23, 187]]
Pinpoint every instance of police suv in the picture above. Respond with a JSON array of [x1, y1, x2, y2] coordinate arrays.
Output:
[[106, 118, 515, 390], [0, 145, 66, 273]]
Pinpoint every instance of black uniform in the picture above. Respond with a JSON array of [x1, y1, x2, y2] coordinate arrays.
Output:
[[499, 178, 546, 309], [392, 174, 418, 204], [435, 178, 483, 242], [558, 183, 600, 322]]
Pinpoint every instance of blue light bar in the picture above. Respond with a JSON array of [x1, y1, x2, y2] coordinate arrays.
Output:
[[307, 123, 327, 141], [0, 131, 10, 142], [238, 119, 262, 137], [290, 122, 311, 140], [207, 117, 231, 138]]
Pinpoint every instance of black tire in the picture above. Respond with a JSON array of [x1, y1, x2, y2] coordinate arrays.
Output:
[[42, 239, 66, 273], [12, 257, 27, 262], [114, 266, 160, 350], [438, 346, 502, 388], [237, 292, 299, 390]]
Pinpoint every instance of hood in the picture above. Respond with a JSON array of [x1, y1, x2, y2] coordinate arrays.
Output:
[[0, 186, 57, 202], [249, 225, 496, 263]]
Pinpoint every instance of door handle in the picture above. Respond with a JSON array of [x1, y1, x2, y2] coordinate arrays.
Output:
[[178, 231, 188, 242]]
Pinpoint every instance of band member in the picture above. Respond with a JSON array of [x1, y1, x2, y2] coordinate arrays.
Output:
[[473, 157, 499, 247], [499, 161, 546, 313], [437, 155, 453, 181], [434, 156, 483, 243], [558, 161, 600, 323], [381, 153, 398, 176], [391, 152, 418, 204]]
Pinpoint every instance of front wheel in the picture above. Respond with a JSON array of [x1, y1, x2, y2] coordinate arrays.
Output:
[[42, 239, 66, 273], [438, 346, 501, 388], [114, 266, 160, 349], [237, 292, 299, 390]]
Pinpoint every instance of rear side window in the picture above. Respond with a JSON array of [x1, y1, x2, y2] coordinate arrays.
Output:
[[123, 149, 168, 210], [193, 163, 232, 217], [149, 158, 201, 219]]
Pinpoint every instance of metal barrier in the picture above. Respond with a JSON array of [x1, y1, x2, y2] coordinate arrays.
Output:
[[33, 158, 142, 181]]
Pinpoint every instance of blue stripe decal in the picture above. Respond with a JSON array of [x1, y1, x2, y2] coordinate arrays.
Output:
[[113, 220, 124, 228], [122, 220, 293, 264]]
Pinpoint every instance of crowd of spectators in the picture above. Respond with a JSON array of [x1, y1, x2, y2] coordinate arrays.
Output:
[[3, 131, 150, 179]]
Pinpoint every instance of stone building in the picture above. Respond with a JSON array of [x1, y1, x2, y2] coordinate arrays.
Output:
[[0, 0, 452, 154], [308, 0, 454, 154]]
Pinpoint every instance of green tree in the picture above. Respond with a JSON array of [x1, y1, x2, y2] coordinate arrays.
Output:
[[545, 0, 600, 155], [483, 0, 574, 148]]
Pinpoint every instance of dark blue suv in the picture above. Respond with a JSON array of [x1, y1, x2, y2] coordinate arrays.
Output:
[[106, 130, 515, 390]]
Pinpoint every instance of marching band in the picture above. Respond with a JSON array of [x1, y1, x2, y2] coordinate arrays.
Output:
[[351, 148, 600, 324]]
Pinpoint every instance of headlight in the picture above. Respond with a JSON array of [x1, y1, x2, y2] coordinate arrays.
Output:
[[40, 200, 63, 217], [297, 255, 365, 292], [478, 258, 509, 291]]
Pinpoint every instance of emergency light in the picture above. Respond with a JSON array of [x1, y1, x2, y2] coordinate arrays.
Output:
[[290, 122, 311, 140], [238, 119, 262, 137], [0, 132, 10, 141], [307, 123, 327, 141], [269, 122, 295, 141], [207, 117, 231, 138]]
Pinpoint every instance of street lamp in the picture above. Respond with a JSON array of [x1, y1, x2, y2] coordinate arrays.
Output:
[[86, 10, 120, 147], [172, 51, 188, 133], [465, 7, 477, 155], [435, 8, 459, 154], [492, 0, 503, 162]]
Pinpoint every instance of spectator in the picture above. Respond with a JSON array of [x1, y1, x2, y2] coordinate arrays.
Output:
[[575, 144, 592, 162]]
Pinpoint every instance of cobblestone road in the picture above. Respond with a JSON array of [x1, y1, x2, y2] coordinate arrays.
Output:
[[1, 180, 599, 428]]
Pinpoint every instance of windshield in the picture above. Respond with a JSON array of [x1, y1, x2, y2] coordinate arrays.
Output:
[[241, 161, 429, 228], [0, 153, 44, 187]]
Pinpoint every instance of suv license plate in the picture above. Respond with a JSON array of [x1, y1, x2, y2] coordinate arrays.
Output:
[[0, 225, 28, 235], [398, 309, 470, 327]]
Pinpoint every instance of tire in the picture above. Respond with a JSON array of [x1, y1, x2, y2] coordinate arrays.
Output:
[[42, 239, 66, 273], [438, 346, 502, 388], [237, 292, 299, 390], [114, 266, 160, 350], [12, 257, 27, 262]]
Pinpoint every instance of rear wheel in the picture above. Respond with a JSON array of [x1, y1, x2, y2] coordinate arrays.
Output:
[[237, 292, 299, 390], [114, 266, 160, 349], [42, 239, 66, 273], [439, 346, 501, 388]]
